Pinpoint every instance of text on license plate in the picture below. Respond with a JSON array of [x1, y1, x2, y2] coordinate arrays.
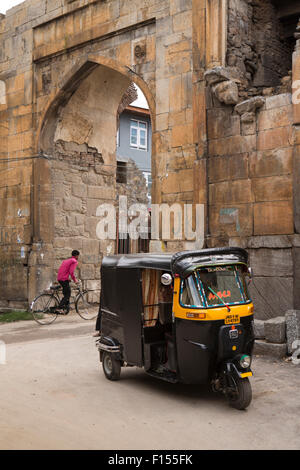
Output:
[[225, 314, 240, 324]]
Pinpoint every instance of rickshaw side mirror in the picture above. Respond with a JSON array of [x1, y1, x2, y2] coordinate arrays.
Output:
[[161, 273, 172, 286]]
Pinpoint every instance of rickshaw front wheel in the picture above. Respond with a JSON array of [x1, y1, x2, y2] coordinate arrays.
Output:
[[226, 376, 252, 410], [102, 352, 121, 381]]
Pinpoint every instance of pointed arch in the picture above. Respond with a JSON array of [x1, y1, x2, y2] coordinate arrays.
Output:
[[36, 55, 155, 153]]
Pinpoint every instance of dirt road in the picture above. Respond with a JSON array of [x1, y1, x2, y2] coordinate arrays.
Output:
[[0, 315, 299, 450]]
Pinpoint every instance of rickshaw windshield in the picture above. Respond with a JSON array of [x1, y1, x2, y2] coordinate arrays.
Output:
[[180, 264, 250, 309]]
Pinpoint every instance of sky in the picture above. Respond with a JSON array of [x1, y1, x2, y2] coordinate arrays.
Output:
[[0, 0, 149, 109], [131, 86, 149, 109], [0, 0, 24, 14]]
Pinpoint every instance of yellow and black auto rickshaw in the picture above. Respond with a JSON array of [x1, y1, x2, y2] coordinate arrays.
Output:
[[97, 248, 255, 410]]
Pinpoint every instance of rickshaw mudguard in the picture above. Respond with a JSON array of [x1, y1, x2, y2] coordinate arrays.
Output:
[[98, 336, 123, 362], [223, 361, 253, 380]]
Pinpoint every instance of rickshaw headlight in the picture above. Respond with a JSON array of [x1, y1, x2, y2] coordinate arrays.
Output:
[[240, 354, 251, 369]]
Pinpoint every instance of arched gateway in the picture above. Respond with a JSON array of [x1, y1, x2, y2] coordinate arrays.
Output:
[[0, 0, 300, 318], [32, 57, 156, 301], [0, 0, 211, 304]]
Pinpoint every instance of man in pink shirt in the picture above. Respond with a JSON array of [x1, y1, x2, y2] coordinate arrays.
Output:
[[57, 250, 80, 312]]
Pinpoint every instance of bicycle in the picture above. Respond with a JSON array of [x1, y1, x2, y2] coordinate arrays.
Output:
[[30, 281, 98, 325]]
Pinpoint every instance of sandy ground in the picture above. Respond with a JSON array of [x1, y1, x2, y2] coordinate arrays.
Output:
[[0, 314, 299, 450]]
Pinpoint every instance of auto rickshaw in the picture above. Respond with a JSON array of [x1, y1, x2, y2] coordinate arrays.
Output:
[[97, 248, 255, 410]]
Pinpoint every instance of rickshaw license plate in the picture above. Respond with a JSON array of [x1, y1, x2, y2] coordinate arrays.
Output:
[[225, 314, 240, 325]]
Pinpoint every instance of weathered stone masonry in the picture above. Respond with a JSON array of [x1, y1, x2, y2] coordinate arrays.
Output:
[[203, 0, 300, 319], [0, 0, 299, 319]]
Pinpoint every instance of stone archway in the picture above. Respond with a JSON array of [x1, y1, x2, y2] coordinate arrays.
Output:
[[0, 0, 208, 308], [29, 58, 155, 300]]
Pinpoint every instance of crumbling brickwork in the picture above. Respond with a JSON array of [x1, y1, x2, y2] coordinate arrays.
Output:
[[227, 0, 296, 99], [252, 0, 294, 87], [117, 84, 138, 121]]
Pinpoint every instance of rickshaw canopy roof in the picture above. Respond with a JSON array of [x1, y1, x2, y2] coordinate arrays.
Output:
[[171, 247, 248, 278], [101, 253, 173, 272], [101, 247, 248, 279]]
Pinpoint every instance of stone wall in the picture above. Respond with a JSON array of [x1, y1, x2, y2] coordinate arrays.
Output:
[[202, 2, 300, 319], [205, 69, 296, 318], [0, 0, 299, 319], [227, 0, 257, 87], [51, 140, 113, 302], [0, 0, 200, 304]]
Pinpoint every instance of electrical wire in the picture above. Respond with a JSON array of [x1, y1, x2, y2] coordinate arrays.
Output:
[[0, 154, 50, 164]]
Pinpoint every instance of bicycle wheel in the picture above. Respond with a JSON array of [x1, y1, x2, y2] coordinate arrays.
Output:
[[75, 291, 98, 320], [30, 293, 59, 325]]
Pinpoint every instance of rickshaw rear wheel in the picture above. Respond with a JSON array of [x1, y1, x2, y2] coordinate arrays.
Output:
[[226, 376, 252, 410], [102, 352, 121, 381]]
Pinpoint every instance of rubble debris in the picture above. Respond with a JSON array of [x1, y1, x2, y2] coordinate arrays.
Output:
[[212, 80, 239, 105], [234, 96, 265, 115]]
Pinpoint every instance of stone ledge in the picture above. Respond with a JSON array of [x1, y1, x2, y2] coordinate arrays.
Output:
[[0, 306, 28, 313], [265, 316, 286, 344], [247, 235, 292, 249], [254, 340, 287, 359], [235, 96, 265, 115]]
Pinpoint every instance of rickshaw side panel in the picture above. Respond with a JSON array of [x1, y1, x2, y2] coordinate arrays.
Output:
[[100, 265, 143, 365], [175, 318, 221, 384], [100, 266, 124, 346], [116, 268, 143, 367], [100, 265, 118, 313], [101, 310, 124, 346]]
